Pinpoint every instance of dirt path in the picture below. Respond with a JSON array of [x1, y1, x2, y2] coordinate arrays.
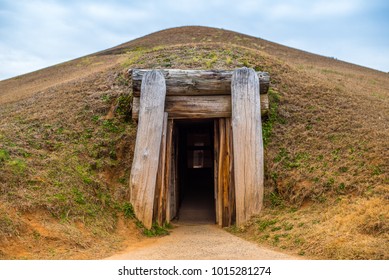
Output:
[[106, 223, 297, 260]]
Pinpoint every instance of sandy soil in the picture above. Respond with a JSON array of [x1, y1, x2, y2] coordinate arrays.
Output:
[[106, 223, 297, 260]]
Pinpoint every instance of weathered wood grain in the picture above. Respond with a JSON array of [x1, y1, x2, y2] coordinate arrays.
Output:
[[173, 126, 180, 220], [129, 70, 166, 229], [228, 120, 236, 225], [231, 67, 264, 226], [214, 120, 220, 225], [220, 118, 233, 227], [132, 94, 269, 120], [165, 119, 174, 223], [214, 118, 235, 227], [130, 69, 270, 96], [217, 119, 225, 226], [223, 118, 234, 227], [155, 113, 168, 226], [167, 125, 179, 221]]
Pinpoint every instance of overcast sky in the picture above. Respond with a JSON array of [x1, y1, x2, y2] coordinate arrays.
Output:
[[0, 0, 388, 80]]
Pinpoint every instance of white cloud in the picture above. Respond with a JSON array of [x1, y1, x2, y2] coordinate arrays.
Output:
[[0, 44, 57, 79], [80, 3, 152, 22], [225, 0, 362, 20], [165, 0, 226, 13], [268, 0, 362, 21], [233, 0, 266, 14], [312, 0, 360, 17], [280, 36, 389, 73]]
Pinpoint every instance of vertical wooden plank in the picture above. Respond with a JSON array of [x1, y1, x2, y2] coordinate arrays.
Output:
[[224, 118, 233, 226], [227, 118, 236, 225], [217, 118, 233, 227], [165, 119, 174, 223], [217, 118, 225, 226], [156, 113, 168, 225], [231, 67, 264, 226], [220, 119, 229, 227], [153, 172, 161, 222], [168, 147, 176, 221], [213, 120, 220, 225], [153, 116, 165, 223], [129, 70, 166, 229], [174, 127, 180, 219], [168, 126, 179, 220], [222, 118, 229, 226]]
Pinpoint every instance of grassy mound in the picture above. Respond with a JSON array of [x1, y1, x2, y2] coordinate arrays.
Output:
[[0, 26, 388, 259]]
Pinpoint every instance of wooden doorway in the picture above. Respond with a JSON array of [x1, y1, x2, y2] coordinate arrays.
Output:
[[166, 118, 235, 227], [130, 68, 265, 229], [175, 119, 215, 224]]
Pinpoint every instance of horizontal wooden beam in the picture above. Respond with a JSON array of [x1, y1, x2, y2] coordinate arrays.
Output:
[[130, 69, 270, 97], [132, 94, 269, 120]]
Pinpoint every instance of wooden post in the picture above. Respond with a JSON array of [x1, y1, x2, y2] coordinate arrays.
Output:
[[129, 70, 166, 229], [228, 120, 236, 225], [155, 113, 168, 225], [231, 67, 264, 226], [217, 119, 225, 226], [213, 120, 220, 225], [215, 118, 234, 227], [223, 118, 233, 227], [164, 119, 174, 223], [167, 125, 179, 221], [173, 127, 180, 219]]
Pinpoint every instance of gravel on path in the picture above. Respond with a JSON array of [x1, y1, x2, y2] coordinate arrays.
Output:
[[106, 224, 297, 260]]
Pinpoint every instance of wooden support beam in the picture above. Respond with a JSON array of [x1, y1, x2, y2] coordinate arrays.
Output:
[[130, 69, 270, 96], [224, 118, 234, 227], [217, 119, 225, 226], [172, 126, 179, 220], [231, 67, 264, 226], [165, 119, 174, 223], [132, 94, 269, 120], [129, 70, 166, 229], [228, 120, 236, 225], [220, 118, 233, 227], [155, 113, 168, 226], [215, 118, 234, 227], [214, 120, 220, 225]]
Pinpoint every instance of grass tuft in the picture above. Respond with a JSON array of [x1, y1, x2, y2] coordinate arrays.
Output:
[[262, 88, 281, 146], [123, 202, 135, 219]]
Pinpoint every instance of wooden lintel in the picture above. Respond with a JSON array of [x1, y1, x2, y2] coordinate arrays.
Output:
[[132, 94, 269, 120], [130, 69, 270, 96]]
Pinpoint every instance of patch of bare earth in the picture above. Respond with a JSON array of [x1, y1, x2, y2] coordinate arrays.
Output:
[[0, 208, 143, 259], [106, 223, 296, 260]]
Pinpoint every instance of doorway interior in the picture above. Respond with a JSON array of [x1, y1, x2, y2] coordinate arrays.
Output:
[[175, 119, 215, 224]]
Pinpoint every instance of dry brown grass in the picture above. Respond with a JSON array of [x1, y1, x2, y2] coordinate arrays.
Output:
[[0, 26, 388, 259], [232, 196, 388, 259]]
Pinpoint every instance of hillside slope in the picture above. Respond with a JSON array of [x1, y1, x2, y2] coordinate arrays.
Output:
[[0, 26, 388, 259]]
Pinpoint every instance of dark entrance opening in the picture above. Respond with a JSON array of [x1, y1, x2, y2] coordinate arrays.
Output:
[[176, 119, 215, 224]]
